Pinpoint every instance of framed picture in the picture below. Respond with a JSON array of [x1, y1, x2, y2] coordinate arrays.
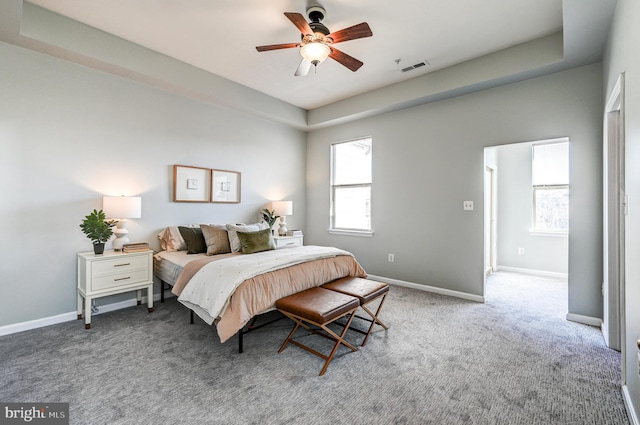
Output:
[[173, 165, 211, 202], [211, 169, 241, 203]]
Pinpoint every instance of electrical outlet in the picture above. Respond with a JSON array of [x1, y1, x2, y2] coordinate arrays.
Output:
[[518, 248, 525, 255], [463, 201, 474, 211], [388, 253, 395, 263]]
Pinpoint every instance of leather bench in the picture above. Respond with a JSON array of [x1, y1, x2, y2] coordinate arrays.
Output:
[[322, 277, 389, 346], [276, 287, 360, 376]]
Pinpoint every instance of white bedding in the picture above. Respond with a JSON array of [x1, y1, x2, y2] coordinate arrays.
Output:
[[176, 245, 354, 326]]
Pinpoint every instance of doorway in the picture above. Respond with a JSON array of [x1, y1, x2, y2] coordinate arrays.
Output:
[[483, 141, 569, 310]]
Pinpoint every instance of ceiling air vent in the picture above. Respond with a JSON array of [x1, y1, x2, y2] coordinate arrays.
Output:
[[401, 60, 430, 73]]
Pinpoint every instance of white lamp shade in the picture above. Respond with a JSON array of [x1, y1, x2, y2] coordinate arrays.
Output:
[[103, 196, 142, 219], [300, 42, 331, 64], [272, 200, 293, 216]]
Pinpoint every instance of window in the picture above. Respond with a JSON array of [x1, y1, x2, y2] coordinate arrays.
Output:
[[330, 138, 372, 233], [532, 141, 569, 233]]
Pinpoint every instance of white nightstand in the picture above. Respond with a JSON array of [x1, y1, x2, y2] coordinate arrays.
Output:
[[77, 250, 154, 329], [273, 235, 304, 249]]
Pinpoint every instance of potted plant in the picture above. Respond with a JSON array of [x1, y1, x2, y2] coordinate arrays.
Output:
[[80, 209, 116, 254], [260, 208, 280, 235]]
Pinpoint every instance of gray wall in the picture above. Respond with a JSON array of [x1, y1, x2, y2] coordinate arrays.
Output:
[[603, 0, 640, 416], [1, 38, 605, 336], [492, 143, 568, 274], [306, 64, 602, 318], [0, 41, 306, 327]]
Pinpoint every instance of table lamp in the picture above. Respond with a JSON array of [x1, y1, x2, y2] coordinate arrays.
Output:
[[103, 196, 142, 251], [272, 200, 293, 236]]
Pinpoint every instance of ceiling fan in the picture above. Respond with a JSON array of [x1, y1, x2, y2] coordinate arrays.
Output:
[[255, 6, 373, 76]]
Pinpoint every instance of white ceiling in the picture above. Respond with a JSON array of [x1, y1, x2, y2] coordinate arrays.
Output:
[[26, 0, 567, 110]]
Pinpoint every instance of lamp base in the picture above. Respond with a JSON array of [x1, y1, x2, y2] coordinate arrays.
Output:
[[112, 235, 130, 251], [278, 217, 288, 236], [112, 221, 130, 251]]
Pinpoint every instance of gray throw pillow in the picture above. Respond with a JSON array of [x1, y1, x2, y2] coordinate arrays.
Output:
[[200, 224, 231, 255]]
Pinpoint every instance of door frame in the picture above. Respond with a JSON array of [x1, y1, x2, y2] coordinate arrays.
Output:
[[484, 165, 497, 276], [602, 73, 625, 357]]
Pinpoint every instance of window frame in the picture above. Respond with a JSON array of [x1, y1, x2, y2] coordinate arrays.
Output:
[[530, 140, 569, 235], [329, 137, 373, 236], [531, 184, 570, 234]]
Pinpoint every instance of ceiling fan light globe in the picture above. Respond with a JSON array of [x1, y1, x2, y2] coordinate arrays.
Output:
[[300, 43, 330, 65]]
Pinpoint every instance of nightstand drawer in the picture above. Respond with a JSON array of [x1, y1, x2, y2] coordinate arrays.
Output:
[[91, 255, 148, 276], [274, 235, 303, 249], [91, 268, 150, 291]]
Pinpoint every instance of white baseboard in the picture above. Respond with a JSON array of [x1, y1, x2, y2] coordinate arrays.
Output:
[[601, 322, 610, 342], [0, 292, 174, 337], [368, 274, 603, 328], [367, 274, 485, 303], [566, 312, 601, 327], [0, 280, 598, 336], [623, 385, 640, 425], [0, 277, 483, 336], [495, 265, 568, 279], [0, 311, 79, 338]]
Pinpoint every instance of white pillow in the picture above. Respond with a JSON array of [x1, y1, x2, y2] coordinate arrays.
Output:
[[226, 222, 268, 253]]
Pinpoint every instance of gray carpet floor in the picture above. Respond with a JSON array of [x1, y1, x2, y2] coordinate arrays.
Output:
[[0, 272, 630, 424]]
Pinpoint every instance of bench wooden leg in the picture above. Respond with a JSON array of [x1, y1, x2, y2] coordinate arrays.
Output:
[[320, 278, 390, 346], [278, 308, 359, 376], [361, 293, 389, 346], [318, 313, 358, 376], [278, 320, 303, 353]]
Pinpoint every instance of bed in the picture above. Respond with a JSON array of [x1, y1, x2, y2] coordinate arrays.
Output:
[[153, 225, 367, 350]]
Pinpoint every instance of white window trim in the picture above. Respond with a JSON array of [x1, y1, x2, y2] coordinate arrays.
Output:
[[529, 230, 569, 237], [327, 229, 374, 237], [531, 140, 569, 234], [330, 137, 372, 234]]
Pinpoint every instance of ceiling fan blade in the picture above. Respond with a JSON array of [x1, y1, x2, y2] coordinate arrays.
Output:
[[284, 12, 313, 36], [328, 22, 373, 44], [329, 47, 364, 72], [256, 43, 299, 52], [294, 59, 312, 77]]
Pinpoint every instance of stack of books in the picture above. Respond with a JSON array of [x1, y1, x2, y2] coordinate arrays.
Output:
[[286, 230, 303, 237], [122, 243, 150, 253]]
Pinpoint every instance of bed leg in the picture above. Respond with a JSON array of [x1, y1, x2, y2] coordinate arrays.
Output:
[[161, 281, 165, 303], [238, 329, 244, 354], [190, 310, 194, 324]]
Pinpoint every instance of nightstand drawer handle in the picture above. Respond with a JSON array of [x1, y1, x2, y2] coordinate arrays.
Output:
[[285, 242, 295, 245], [114, 276, 131, 281], [114, 263, 131, 267]]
